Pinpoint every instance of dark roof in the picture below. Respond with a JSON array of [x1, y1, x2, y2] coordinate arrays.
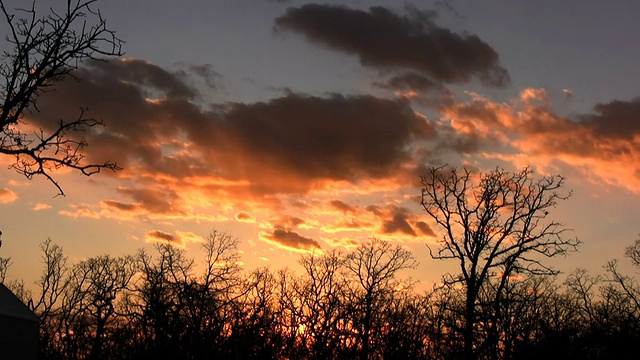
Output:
[[0, 283, 39, 322]]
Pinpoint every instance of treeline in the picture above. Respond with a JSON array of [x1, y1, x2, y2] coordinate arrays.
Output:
[[2, 231, 640, 360]]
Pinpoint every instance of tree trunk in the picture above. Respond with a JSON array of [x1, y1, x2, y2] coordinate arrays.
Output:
[[464, 284, 477, 360]]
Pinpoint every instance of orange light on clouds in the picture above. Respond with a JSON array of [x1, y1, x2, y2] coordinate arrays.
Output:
[[0, 188, 18, 204], [259, 229, 321, 253], [144, 229, 205, 248], [235, 211, 256, 223], [32, 203, 52, 211]]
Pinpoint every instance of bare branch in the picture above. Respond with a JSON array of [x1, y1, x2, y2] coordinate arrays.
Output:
[[0, 0, 123, 195]]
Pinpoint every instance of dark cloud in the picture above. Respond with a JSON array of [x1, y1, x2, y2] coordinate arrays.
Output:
[[363, 204, 427, 238], [102, 200, 137, 212], [91, 59, 198, 99], [115, 187, 183, 215], [366, 205, 384, 216], [147, 230, 174, 242], [278, 216, 306, 228], [580, 98, 640, 140], [382, 207, 416, 236], [330, 199, 356, 213], [263, 228, 320, 250], [274, 4, 509, 86], [522, 99, 640, 163], [415, 221, 436, 236], [174, 63, 221, 91], [32, 59, 435, 198], [375, 72, 444, 93], [216, 93, 435, 190]]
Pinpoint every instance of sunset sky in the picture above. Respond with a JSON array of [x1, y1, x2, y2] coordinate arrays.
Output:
[[2, 0, 640, 288]]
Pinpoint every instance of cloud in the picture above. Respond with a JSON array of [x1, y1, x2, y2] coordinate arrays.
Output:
[[316, 199, 431, 241], [261, 215, 307, 230], [218, 93, 435, 190], [95, 58, 198, 100], [58, 204, 101, 219], [330, 199, 356, 214], [30, 59, 435, 201], [382, 207, 417, 236], [102, 200, 138, 212], [440, 89, 640, 192], [145, 229, 204, 248], [321, 236, 362, 249], [29, 56, 640, 254], [235, 211, 256, 223], [146, 230, 174, 242], [115, 187, 184, 215], [33, 203, 52, 211], [274, 4, 509, 86], [260, 228, 321, 252], [0, 188, 17, 204], [579, 99, 640, 141], [415, 221, 436, 236], [374, 72, 444, 93]]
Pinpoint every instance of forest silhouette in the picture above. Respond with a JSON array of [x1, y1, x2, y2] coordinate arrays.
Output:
[[1, 228, 640, 360]]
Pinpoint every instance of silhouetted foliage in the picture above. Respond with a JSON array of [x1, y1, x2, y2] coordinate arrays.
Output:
[[4, 229, 640, 359]]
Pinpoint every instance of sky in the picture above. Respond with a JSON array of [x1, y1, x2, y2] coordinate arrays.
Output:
[[1, 0, 640, 289]]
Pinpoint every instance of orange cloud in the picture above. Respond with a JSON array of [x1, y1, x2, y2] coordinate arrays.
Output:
[[235, 211, 255, 223], [58, 204, 101, 220], [320, 236, 362, 249], [24, 56, 640, 257], [259, 228, 321, 253], [33, 203, 52, 211], [144, 229, 204, 248], [440, 89, 640, 193], [0, 188, 17, 204]]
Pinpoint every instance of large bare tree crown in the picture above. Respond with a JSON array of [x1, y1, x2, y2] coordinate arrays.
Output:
[[420, 165, 580, 282], [0, 0, 123, 195]]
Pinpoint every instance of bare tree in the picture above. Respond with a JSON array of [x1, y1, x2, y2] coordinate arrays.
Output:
[[603, 239, 640, 315], [30, 238, 70, 318], [344, 238, 417, 359], [293, 250, 349, 359], [0, 0, 123, 195], [70, 255, 136, 360], [125, 230, 245, 359], [624, 238, 640, 268], [420, 166, 579, 360], [0, 255, 10, 282]]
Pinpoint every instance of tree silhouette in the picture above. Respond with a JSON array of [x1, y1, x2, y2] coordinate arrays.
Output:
[[344, 238, 417, 359], [0, 0, 122, 195], [292, 250, 349, 359], [23, 228, 640, 359], [420, 166, 580, 360]]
